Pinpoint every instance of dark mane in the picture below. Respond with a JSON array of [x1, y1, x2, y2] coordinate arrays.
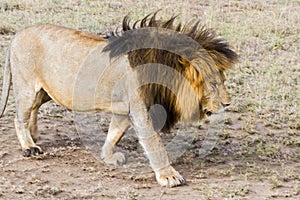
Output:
[[104, 12, 238, 69], [103, 12, 238, 131]]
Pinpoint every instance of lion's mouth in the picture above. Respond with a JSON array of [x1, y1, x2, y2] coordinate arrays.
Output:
[[203, 107, 226, 117], [204, 109, 212, 116]]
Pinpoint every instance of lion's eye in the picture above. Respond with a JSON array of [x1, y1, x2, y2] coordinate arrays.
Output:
[[212, 82, 218, 89]]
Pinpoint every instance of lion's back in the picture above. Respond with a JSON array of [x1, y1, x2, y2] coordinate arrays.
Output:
[[9, 24, 130, 112]]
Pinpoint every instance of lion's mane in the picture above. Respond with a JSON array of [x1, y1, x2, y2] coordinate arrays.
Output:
[[103, 12, 238, 131]]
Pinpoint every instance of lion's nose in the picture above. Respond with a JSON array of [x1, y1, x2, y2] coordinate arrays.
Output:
[[222, 103, 231, 107], [204, 109, 212, 116]]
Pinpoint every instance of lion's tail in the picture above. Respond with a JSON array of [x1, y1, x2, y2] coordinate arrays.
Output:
[[0, 48, 12, 117]]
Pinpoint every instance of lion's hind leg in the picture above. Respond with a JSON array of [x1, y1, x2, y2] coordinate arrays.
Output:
[[101, 114, 131, 165], [13, 86, 46, 157], [28, 89, 51, 142]]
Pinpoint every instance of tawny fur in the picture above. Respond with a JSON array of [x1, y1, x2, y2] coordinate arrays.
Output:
[[0, 13, 237, 188]]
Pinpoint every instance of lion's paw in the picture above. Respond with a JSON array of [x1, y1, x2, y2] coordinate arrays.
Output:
[[155, 166, 185, 187], [23, 146, 44, 157], [102, 152, 126, 165]]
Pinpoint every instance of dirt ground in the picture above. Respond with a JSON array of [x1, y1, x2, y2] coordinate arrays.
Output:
[[0, 0, 299, 199]]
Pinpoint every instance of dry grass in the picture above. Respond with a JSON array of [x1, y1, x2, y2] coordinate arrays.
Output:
[[0, 0, 299, 199]]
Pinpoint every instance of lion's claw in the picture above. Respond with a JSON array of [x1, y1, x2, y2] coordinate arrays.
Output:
[[155, 166, 185, 187], [23, 147, 44, 157], [168, 175, 185, 185], [163, 175, 185, 187]]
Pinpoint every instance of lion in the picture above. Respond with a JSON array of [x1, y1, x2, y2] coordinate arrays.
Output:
[[0, 13, 237, 187]]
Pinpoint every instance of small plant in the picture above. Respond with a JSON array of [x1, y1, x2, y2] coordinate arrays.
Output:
[[270, 174, 282, 188]]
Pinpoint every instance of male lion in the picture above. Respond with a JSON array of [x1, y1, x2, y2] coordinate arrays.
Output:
[[0, 13, 237, 187]]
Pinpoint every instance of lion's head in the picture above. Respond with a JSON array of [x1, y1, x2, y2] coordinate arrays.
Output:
[[201, 71, 232, 116], [179, 52, 233, 118], [103, 12, 238, 131]]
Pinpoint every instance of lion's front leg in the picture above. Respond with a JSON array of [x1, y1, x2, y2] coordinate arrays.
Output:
[[139, 134, 185, 187], [101, 114, 131, 165], [129, 95, 185, 187]]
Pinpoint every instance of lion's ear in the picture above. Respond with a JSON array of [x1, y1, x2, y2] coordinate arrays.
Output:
[[179, 57, 203, 84], [189, 65, 203, 83], [190, 50, 223, 83]]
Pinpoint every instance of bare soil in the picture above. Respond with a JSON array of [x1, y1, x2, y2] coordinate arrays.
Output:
[[1, 103, 298, 199]]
